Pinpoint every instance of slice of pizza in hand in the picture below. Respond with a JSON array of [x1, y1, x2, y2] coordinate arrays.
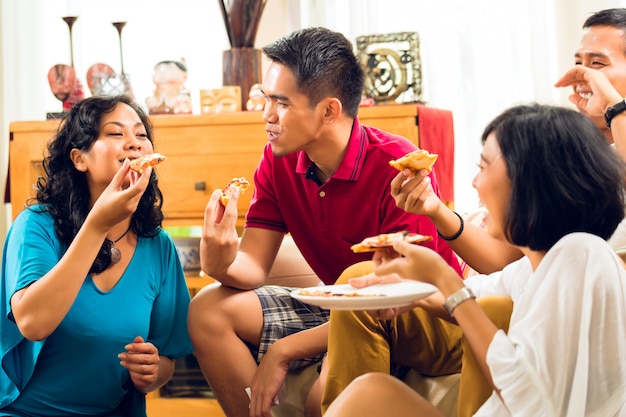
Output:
[[220, 177, 251, 206], [351, 231, 433, 253], [389, 149, 438, 173], [129, 153, 167, 174]]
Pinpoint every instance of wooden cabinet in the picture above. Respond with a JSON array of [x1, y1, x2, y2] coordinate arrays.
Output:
[[9, 104, 419, 227]]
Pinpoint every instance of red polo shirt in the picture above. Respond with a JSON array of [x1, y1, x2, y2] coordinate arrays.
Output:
[[246, 117, 461, 284]]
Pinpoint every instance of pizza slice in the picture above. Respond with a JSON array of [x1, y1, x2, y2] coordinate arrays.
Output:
[[129, 153, 167, 174], [220, 177, 251, 206], [351, 231, 433, 253], [297, 288, 380, 297], [389, 149, 438, 173]]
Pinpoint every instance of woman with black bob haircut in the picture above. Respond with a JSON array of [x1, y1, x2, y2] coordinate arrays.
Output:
[[324, 103, 626, 416], [0, 94, 192, 416], [483, 103, 626, 250]]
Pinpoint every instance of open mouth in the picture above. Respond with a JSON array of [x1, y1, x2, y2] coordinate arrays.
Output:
[[575, 85, 592, 100], [121, 156, 141, 164]]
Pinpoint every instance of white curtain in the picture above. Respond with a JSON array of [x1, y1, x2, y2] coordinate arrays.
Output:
[[293, 0, 626, 211], [2, 0, 626, 247]]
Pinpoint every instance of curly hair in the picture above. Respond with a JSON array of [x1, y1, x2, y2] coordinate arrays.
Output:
[[31, 95, 164, 273]]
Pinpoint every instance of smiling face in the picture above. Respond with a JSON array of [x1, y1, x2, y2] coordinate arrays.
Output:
[[261, 62, 327, 157], [472, 133, 511, 241], [575, 25, 626, 133], [72, 102, 153, 196]]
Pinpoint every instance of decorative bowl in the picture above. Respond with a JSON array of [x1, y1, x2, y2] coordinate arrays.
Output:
[[173, 237, 201, 271]]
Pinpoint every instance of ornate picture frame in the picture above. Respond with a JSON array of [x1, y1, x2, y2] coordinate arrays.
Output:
[[355, 32, 423, 104]]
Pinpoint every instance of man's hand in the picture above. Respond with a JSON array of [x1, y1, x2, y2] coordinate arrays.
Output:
[[555, 65, 623, 117], [247, 345, 289, 417], [200, 188, 240, 278]]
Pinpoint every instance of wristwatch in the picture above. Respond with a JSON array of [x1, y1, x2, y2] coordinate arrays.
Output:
[[443, 287, 476, 317], [604, 99, 626, 128]]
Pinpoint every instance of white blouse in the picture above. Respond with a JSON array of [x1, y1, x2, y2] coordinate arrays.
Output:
[[464, 233, 626, 416]]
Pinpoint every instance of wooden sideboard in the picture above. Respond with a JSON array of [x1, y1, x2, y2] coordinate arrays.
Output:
[[9, 104, 420, 228]]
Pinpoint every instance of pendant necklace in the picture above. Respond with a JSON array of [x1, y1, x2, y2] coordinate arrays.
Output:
[[109, 226, 131, 264]]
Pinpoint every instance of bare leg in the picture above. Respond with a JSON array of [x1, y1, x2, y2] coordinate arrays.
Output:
[[304, 358, 327, 417], [188, 284, 264, 417], [324, 372, 446, 417]]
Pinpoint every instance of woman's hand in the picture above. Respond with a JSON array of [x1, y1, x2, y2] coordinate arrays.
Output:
[[345, 271, 409, 320], [374, 240, 455, 288], [390, 169, 442, 216], [119, 336, 161, 392], [89, 160, 153, 232]]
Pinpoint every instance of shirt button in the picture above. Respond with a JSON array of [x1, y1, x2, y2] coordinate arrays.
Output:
[[319, 191, 326, 198]]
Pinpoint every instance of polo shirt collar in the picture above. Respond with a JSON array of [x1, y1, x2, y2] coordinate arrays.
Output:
[[296, 117, 366, 182]]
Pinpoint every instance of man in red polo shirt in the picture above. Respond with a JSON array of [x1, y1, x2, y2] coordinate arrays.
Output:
[[187, 27, 462, 417]]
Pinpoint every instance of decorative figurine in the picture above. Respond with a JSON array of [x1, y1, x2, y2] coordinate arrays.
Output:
[[146, 60, 193, 115], [47, 16, 85, 116], [84, 22, 133, 100], [200, 86, 241, 114], [246, 83, 264, 111], [110, 21, 134, 100]]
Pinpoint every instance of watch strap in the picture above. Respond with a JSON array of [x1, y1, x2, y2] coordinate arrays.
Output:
[[443, 287, 476, 317], [604, 99, 626, 128]]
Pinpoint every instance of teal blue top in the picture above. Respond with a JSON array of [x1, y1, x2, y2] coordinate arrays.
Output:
[[0, 205, 193, 416]]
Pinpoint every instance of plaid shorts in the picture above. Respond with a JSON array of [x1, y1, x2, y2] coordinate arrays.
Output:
[[251, 285, 330, 370]]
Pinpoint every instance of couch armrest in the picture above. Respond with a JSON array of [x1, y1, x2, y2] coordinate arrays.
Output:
[[265, 236, 322, 288]]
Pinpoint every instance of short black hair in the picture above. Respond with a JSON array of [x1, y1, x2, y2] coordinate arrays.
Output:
[[262, 27, 364, 118], [481, 103, 626, 251], [583, 8, 626, 31], [583, 8, 626, 56]]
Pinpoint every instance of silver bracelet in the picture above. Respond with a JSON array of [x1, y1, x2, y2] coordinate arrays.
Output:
[[443, 287, 476, 317]]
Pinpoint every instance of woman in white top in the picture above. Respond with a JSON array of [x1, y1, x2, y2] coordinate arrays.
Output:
[[324, 103, 626, 416]]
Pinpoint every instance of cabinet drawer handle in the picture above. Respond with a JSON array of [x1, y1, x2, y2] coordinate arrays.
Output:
[[194, 182, 206, 191]]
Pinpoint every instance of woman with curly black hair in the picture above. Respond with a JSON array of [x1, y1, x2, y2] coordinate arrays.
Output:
[[0, 95, 192, 416]]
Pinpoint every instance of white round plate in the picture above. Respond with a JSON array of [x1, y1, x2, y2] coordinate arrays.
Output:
[[291, 281, 437, 310]]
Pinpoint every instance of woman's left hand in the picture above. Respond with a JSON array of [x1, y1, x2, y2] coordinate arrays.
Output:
[[375, 240, 454, 288], [346, 271, 411, 319], [119, 336, 161, 391]]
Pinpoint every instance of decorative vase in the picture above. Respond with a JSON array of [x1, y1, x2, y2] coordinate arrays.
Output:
[[218, 0, 267, 110], [222, 48, 262, 110]]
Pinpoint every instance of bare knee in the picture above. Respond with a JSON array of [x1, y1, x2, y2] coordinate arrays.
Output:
[[325, 373, 396, 413], [187, 284, 263, 347], [188, 284, 228, 337], [350, 372, 394, 395]]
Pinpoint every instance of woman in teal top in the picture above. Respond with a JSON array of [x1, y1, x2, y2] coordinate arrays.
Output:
[[0, 95, 193, 416]]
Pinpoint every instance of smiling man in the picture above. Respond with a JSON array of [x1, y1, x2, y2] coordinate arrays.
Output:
[[558, 8, 626, 147], [187, 27, 462, 417], [555, 8, 626, 253]]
